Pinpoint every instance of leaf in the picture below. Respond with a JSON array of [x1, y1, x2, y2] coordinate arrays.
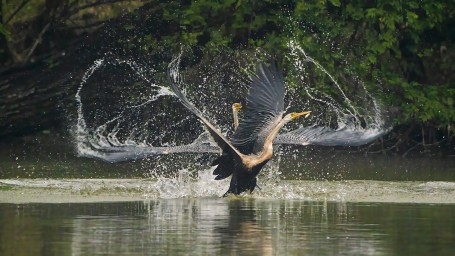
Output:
[[329, 0, 341, 7], [0, 23, 11, 38]]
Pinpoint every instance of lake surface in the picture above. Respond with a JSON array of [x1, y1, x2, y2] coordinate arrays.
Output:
[[1, 178, 455, 255], [1, 135, 454, 255], [1, 198, 455, 256]]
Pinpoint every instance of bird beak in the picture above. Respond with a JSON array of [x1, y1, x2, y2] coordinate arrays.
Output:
[[292, 111, 311, 119]]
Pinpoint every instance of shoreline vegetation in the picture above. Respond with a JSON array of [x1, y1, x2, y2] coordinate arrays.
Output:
[[0, 1, 454, 156]]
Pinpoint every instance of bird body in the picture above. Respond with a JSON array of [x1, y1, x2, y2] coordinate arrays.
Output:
[[238, 114, 283, 169], [213, 110, 309, 195], [167, 59, 310, 195], [87, 56, 386, 195]]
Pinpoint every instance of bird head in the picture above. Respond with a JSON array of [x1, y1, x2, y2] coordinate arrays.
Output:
[[285, 111, 311, 121], [232, 103, 242, 111]]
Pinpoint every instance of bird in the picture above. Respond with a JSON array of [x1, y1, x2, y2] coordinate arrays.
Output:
[[83, 56, 387, 196], [167, 60, 311, 195]]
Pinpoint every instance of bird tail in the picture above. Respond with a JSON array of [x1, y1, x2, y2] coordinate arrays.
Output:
[[223, 169, 258, 196], [212, 153, 234, 180]]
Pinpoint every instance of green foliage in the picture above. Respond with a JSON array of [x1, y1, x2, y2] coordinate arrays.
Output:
[[159, 0, 454, 131], [401, 82, 455, 123], [163, 0, 289, 51], [1, 0, 453, 144], [0, 22, 10, 38]]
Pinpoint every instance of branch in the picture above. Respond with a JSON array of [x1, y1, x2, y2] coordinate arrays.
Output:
[[402, 141, 421, 158], [363, 138, 402, 155], [61, 19, 108, 30], [5, 0, 31, 25], [22, 23, 50, 65], [63, 0, 131, 19]]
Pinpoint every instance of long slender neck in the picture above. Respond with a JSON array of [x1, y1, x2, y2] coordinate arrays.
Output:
[[264, 117, 289, 149], [232, 108, 239, 131], [242, 117, 289, 169]]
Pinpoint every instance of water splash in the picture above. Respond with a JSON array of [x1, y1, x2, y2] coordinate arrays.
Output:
[[271, 40, 389, 148], [2, 178, 455, 203], [75, 55, 220, 163], [74, 46, 390, 196], [294, 39, 385, 125]]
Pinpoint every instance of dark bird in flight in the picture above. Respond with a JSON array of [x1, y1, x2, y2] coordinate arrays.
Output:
[[167, 60, 310, 195], [84, 57, 386, 196]]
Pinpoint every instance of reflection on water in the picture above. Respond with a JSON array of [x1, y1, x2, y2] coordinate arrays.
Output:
[[1, 200, 454, 255]]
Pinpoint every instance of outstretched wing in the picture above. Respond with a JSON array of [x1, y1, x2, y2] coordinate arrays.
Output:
[[230, 62, 285, 154], [78, 131, 220, 163], [274, 125, 386, 147], [167, 55, 243, 160]]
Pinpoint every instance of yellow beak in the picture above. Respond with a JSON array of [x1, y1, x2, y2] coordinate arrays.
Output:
[[291, 111, 311, 119]]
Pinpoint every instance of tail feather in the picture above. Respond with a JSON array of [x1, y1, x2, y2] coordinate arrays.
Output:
[[213, 151, 269, 196], [223, 175, 257, 196], [212, 153, 234, 180]]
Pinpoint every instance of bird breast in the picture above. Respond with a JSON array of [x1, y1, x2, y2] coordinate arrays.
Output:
[[241, 144, 274, 169]]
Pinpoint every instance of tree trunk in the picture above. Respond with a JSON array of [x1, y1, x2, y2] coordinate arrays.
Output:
[[0, 1, 12, 65], [0, 61, 71, 137]]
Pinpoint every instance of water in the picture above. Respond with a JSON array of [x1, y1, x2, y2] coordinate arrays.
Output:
[[1, 178, 455, 204], [1, 39, 452, 255], [1, 134, 455, 255], [2, 135, 454, 255], [74, 46, 389, 163], [1, 199, 454, 255]]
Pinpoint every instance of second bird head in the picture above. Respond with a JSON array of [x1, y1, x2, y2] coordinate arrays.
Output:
[[232, 103, 242, 111]]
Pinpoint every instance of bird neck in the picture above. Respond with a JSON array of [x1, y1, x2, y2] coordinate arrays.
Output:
[[233, 109, 239, 131], [242, 116, 288, 169], [265, 117, 289, 149]]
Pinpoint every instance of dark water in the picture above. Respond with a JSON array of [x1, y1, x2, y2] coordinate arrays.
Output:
[[1, 135, 455, 255], [1, 134, 454, 181], [1, 199, 454, 256]]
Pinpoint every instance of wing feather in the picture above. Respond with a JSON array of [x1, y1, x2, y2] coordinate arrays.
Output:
[[230, 62, 285, 154], [274, 125, 386, 146], [167, 56, 242, 159], [78, 131, 220, 163]]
